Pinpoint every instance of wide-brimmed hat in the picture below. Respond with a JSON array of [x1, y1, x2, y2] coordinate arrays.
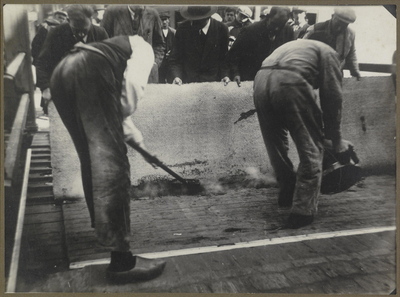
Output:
[[333, 7, 356, 23], [180, 6, 218, 20]]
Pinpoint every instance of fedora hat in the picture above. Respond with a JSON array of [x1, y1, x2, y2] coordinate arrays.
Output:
[[180, 6, 218, 20]]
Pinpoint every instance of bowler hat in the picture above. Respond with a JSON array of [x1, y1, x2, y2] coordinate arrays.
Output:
[[333, 7, 356, 23], [180, 6, 218, 20]]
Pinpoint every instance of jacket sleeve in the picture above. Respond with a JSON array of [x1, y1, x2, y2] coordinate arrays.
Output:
[[218, 23, 230, 79], [344, 33, 360, 77], [151, 10, 165, 66], [167, 26, 184, 80], [121, 36, 154, 144], [100, 7, 115, 38], [97, 26, 109, 41], [35, 27, 60, 90], [319, 50, 343, 143], [301, 24, 315, 39], [226, 26, 251, 78], [31, 27, 48, 63]]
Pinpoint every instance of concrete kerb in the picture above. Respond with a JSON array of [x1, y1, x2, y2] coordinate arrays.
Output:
[[49, 77, 396, 201]]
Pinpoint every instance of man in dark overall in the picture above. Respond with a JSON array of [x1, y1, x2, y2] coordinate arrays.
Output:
[[253, 39, 353, 228], [50, 35, 166, 282]]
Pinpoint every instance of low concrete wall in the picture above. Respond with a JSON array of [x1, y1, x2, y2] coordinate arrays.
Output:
[[49, 76, 396, 200]]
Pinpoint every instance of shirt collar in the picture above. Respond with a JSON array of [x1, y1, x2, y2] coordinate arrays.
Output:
[[198, 18, 211, 35], [128, 6, 135, 21], [163, 28, 168, 37]]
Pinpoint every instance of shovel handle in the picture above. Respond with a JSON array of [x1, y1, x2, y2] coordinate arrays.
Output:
[[132, 145, 188, 184]]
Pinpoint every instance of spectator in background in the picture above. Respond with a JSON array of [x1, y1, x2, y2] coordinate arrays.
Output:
[[158, 11, 176, 83], [101, 5, 165, 83], [168, 6, 230, 85], [253, 39, 353, 228], [223, 7, 235, 23], [35, 5, 108, 114], [303, 7, 361, 80], [259, 8, 270, 21], [31, 10, 68, 64], [31, 10, 68, 115], [225, 6, 293, 86], [293, 9, 310, 39], [92, 5, 105, 26], [226, 6, 253, 39], [288, 7, 305, 31]]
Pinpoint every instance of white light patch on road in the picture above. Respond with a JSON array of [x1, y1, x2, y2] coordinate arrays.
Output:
[[69, 225, 396, 269]]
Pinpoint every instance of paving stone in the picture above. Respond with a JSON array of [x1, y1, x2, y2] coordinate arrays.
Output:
[[245, 272, 291, 291], [291, 256, 328, 267], [289, 282, 327, 294], [352, 273, 395, 294], [318, 260, 363, 277], [284, 266, 329, 285], [352, 257, 396, 275], [320, 276, 366, 294]]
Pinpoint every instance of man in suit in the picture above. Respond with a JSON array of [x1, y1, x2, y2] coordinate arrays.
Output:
[[158, 11, 176, 83], [35, 4, 108, 112], [168, 6, 230, 85], [226, 6, 253, 39], [225, 6, 293, 86], [303, 7, 361, 80], [100, 5, 165, 83]]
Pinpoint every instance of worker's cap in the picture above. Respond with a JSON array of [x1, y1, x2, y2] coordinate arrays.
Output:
[[260, 8, 270, 17], [92, 5, 105, 11], [53, 10, 68, 17], [180, 6, 218, 20], [159, 11, 170, 19], [333, 7, 356, 23], [292, 6, 306, 13], [237, 6, 252, 18]]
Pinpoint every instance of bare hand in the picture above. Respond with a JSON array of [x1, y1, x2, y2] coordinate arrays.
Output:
[[42, 88, 51, 106], [172, 77, 182, 86], [233, 75, 241, 87], [221, 76, 231, 86]]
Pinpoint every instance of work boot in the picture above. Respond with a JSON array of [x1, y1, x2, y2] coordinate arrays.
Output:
[[286, 213, 314, 229], [106, 251, 166, 283]]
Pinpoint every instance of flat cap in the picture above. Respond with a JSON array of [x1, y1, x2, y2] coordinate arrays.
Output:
[[159, 11, 170, 19], [237, 6, 252, 18], [334, 7, 356, 23]]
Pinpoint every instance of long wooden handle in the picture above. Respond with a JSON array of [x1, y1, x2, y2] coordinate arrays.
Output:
[[132, 144, 188, 184]]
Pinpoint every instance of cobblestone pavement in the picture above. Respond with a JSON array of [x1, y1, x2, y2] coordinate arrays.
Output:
[[16, 175, 396, 294]]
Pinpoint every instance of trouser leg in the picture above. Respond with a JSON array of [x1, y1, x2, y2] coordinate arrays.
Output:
[[51, 52, 131, 251], [254, 70, 297, 206], [278, 78, 324, 216]]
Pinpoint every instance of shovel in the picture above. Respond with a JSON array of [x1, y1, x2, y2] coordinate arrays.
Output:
[[131, 144, 204, 194]]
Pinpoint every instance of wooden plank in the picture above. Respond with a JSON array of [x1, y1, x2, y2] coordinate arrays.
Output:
[[5, 52, 26, 77], [24, 203, 61, 215], [24, 212, 63, 225], [4, 94, 30, 182]]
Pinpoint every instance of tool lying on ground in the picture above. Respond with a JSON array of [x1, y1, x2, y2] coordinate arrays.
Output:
[[321, 144, 362, 194], [131, 144, 204, 194]]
